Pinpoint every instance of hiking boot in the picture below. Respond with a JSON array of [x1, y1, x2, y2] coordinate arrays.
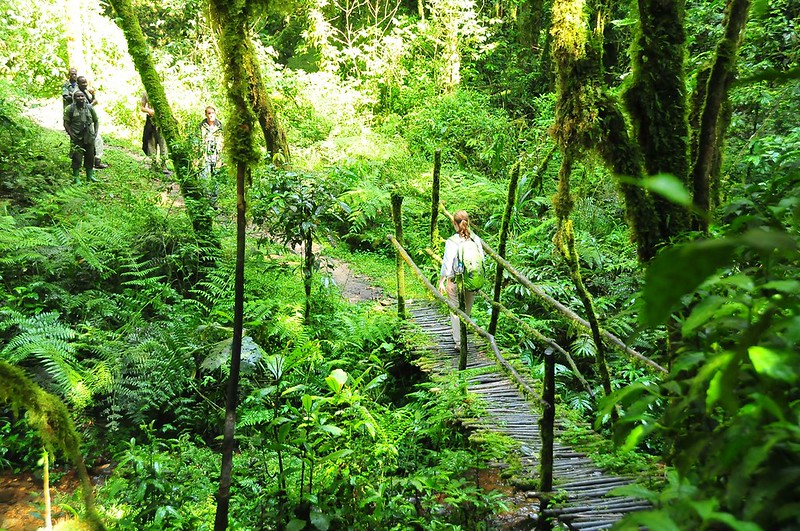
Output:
[[94, 158, 108, 169]]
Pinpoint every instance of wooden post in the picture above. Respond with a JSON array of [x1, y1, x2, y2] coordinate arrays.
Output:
[[430, 149, 442, 253], [489, 161, 519, 335], [42, 448, 52, 530], [538, 349, 555, 531], [458, 275, 468, 370], [391, 192, 406, 319]]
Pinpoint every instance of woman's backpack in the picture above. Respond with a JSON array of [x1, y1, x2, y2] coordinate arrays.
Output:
[[458, 238, 486, 292]]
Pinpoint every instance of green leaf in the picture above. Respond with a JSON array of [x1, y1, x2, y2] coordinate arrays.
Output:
[[707, 512, 762, 531], [748, 346, 798, 383], [706, 371, 725, 410], [319, 424, 343, 436], [323, 449, 353, 460], [761, 279, 800, 294], [309, 510, 331, 531], [622, 422, 656, 452], [738, 229, 798, 253], [325, 368, 348, 394], [623, 510, 682, 531], [642, 239, 737, 327], [641, 174, 693, 207], [286, 518, 307, 531], [607, 483, 660, 504], [682, 295, 725, 335], [302, 394, 314, 412], [642, 230, 797, 327], [703, 351, 735, 411], [595, 382, 655, 429]]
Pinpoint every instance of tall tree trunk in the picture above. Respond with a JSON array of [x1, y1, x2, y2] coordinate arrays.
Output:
[[517, 0, 545, 50], [215, 162, 247, 531], [242, 39, 291, 164], [624, 0, 691, 240], [205, 1, 261, 527], [689, 0, 751, 231], [107, 0, 218, 254], [551, 0, 661, 262]]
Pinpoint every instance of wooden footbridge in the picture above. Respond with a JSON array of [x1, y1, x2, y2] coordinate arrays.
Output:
[[407, 301, 650, 530], [384, 201, 666, 529]]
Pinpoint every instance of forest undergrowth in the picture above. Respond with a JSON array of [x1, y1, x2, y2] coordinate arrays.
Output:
[[2, 0, 800, 524], [0, 87, 552, 530]]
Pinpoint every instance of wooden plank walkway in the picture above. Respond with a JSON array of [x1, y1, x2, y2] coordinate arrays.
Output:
[[407, 302, 649, 530]]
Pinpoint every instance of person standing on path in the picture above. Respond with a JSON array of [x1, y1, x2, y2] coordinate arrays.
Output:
[[61, 67, 79, 108], [140, 92, 169, 172], [76, 76, 108, 169], [199, 105, 223, 203], [438, 210, 485, 349], [63, 91, 99, 183]]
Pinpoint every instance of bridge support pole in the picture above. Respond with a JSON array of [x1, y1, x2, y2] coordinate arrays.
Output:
[[391, 192, 406, 319], [430, 148, 442, 253], [489, 160, 519, 335], [537, 349, 555, 530], [458, 276, 468, 370]]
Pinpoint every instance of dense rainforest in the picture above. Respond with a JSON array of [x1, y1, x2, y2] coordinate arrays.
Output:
[[1, 0, 798, 529]]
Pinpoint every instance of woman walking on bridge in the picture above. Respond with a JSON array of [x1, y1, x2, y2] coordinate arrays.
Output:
[[438, 210, 485, 350]]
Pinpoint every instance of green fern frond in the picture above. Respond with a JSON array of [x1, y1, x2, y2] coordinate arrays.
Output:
[[191, 262, 235, 310], [0, 216, 55, 266], [238, 408, 273, 428], [570, 333, 597, 359], [339, 183, 390, 235]]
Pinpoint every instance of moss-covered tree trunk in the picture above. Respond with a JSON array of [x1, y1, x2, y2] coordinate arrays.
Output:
[[205, 1, 260, 528], [550, 0, 660, 262], [689, 0, 751, 231], [107, 0, 218, 254], [518, 0, 546, 50], [0, 362, 105, 530], [624, 0, 692, 239], [241, 39, 291, 164]]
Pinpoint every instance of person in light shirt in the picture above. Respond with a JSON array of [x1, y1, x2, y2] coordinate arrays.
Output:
[[438, 210, 484, 348]]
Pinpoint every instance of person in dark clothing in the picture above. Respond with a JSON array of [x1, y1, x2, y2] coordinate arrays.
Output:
[[63, 91, 98, 183], [77, 76, 108, 169], [61, 68, 79, 108], [140, 92, 168, 172]]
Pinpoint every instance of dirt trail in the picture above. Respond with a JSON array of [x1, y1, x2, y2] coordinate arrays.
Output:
[[330, 258, 384, 304]]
